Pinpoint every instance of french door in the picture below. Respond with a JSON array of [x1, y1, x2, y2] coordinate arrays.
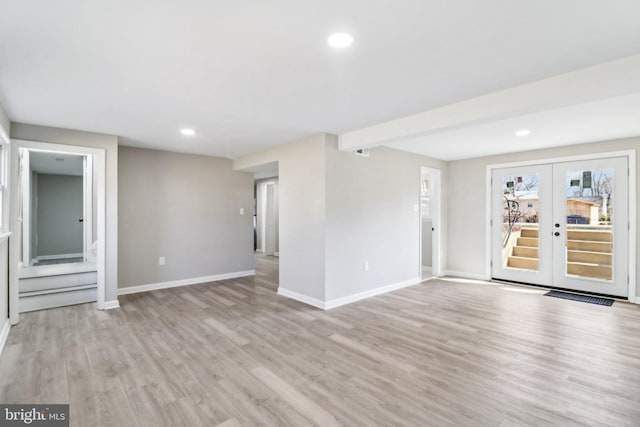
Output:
[[492, 157, 629, 297]]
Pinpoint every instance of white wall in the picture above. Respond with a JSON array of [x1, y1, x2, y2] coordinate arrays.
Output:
[[36, 174, 83, 257], [324, 137, 447, 301], [118, 146, 254, 288], [234, 134, 327, 301], [0, 103, 10, 348], [10, 123, 119, 302], [235, 133, 447, 307], [447, 136, 640, 297], [0, 103, 9, 140]]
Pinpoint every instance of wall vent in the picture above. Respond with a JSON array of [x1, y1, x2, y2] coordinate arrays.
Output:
[[354, 148, 370, 157]]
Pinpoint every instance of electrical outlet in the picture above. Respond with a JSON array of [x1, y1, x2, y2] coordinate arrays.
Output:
[[239, 207, 245, 215], [364, 261, 369, 272], [159, 256, 165, 266]]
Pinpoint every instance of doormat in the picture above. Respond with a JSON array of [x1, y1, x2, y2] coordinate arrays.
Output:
[[544, 290, 614, 306]]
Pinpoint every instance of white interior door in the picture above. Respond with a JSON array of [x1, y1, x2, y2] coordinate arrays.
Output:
[[264, 183, 275, 255], [492, 157, 629, 297], [552, 157, 628, 297]]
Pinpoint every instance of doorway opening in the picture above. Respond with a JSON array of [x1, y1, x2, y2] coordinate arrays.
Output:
[[489, 152, 635, 299], [238, 161, 280, 291], [21, 149, 94, 267], [420, 166, 442, 279], [256, 180, 278, 256], [10, 140, 107, 318]]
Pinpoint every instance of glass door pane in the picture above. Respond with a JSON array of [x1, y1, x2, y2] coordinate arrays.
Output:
[[563, 168, 613, 281], [502, 174, 540, 272]]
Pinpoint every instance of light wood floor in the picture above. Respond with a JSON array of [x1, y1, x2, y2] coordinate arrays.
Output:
[[2, 255, 640, 426]]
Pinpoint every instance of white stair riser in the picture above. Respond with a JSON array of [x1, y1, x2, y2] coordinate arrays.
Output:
[[19, 287, 97, 313], [19, 272, 97, 293]]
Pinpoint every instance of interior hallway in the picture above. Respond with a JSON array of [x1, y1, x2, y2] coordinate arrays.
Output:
[[0, 256, 639, 426], [253, 253, 279, 291]]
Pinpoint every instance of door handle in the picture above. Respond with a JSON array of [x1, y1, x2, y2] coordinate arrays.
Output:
[[555, 223, 560, 228], [554, 232, 560, 236], [78, 218, 84, 223]]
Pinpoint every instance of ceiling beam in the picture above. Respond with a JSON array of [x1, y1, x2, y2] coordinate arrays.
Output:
[[338, 55, 640, 151]]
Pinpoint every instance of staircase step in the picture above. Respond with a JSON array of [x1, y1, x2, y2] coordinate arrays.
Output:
[[520, 228, 539, 238], [567, 250, 612, 265], [567, 262, 612, 281], [567, 240, 612, 253], [19, 262, 97, 279], [512, 246, 539, 258], [516, 237, 539, 247], [19, 285, 97, 313], [19, 271, 97, 293], [567, 230, 612, 242], [507, 256, 539, 271]]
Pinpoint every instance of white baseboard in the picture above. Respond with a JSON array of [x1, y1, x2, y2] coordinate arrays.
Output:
[[279, 277, 424, 310], [325, 276, 423, 310], [255, 249, 264, 253], [103, 300, 120, 310], [0, 318, 10, 356], [277, 288, 326, 309], [443, 270, 491, 281], [118, 270, 256, 296]]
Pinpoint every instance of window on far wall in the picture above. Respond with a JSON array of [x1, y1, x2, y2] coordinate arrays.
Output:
[[421, 176, 431, 220]]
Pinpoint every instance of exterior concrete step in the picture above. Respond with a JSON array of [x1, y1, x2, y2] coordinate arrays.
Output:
[[512, 246, 539, 258], [567, 230, 612, 242], [507, 256, 539, 271], [516, 237, 539, 247], [567, 262, 612, 281], [567, 240, 612, 253], [567, 250, 612, 266]]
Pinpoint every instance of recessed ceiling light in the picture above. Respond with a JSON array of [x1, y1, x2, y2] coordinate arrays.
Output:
[[181, 128, 195, 136], [328, 32, 354, 48], [515, 129, 531, 137]]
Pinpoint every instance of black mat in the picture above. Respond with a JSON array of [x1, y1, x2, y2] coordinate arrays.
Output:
[[545, 290, 614, 306]]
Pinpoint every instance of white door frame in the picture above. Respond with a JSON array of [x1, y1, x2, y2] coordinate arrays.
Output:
[[83, 155, 94, 262], [9, 140, 107, 324], [19, 149, 30, 267], [486, 150, 637, 303], [420, 166, 442, 278]]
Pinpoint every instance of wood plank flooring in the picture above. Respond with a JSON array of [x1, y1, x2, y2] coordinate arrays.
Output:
[[2, 254, 640, 426]]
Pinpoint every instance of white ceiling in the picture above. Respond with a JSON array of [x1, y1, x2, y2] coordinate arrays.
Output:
[[1, 1, 640, 159], [29, 151, 83, 176]]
